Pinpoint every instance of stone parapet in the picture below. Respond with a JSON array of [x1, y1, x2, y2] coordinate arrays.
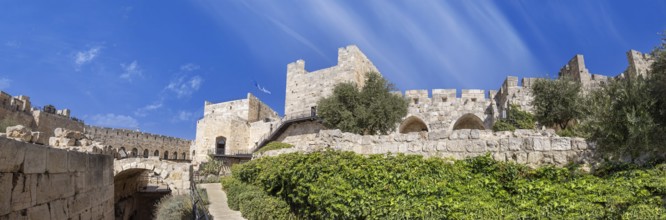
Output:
[[256, 129, 595, 167]]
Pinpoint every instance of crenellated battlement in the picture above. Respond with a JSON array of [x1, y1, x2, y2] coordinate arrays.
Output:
[[84, 125, 192, 144]]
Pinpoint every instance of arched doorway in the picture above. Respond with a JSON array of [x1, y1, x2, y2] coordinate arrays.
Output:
[[452, 113, 485, 130], [131, 148, 138, 158], [181, 152, 186, 160], [215, 136, 226, 155], [399, 116, 429, 134], [154, 150, 159, 157], [163, 151, 169, 160], [172, 152, 178, 160], [143, 149, 149, 158]]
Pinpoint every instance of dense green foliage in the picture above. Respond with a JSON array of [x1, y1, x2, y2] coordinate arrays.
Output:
[[154, 192, 209, 220], [492, 104, 535, 131], [199, 155, 222, 176], [576, 37, 666, 159], [224, 151, 666, 219], [255, 141, 294, 154], [318, 72, 408, 135], [650, 38, 666, 126], [222, 177, 297, 220], [584, 75, 663, 158], [531, 77, 584, 130]]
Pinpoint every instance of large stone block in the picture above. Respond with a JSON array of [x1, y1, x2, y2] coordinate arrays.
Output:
[[27, 204, 49, 220], [22, 145, 47, 174], [528, 152, 544, 164], [0, 173, 11, 216], [551, 137, 572, 151], [531, 137, 551, 151], [466, 140, 486, 152], [69, 192, 90, 216], [11, 174, 36, 211], [46, 148, 68, 173], [0, 138, 26, 172], [446, 141, 466, 152], [68, 151, 88, 172], [48, 199, 69, 220], [436, 141, 447, 152]]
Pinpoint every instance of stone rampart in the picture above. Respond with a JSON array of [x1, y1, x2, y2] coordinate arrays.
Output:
[[0, 137, 114, 219], [84, 125, 192, 160], [257, 129, 594, 167]]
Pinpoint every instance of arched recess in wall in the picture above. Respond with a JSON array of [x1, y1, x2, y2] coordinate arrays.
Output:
[[182, 152, 186, 160], [143, 149, 149, 158], [164, 151, 169, 160], [399, 116, 429, 134], [131, 148, 138, 158], [452, 113, 485, 130], [215, 136, 226, 155], [154, 150, 160, 157], [173, 152, 178, 160]]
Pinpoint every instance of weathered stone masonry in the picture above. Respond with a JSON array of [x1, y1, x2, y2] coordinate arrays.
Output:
[[257, 129, 593, 167], [0, 137, 114, 219]]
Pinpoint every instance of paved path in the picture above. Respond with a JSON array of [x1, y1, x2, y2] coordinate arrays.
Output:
[[199, 183, 246, 220]]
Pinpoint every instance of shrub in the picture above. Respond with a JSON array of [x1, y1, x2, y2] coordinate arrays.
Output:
[[531, 77, 584, 130], [493, 104, 534, 132], [221, 177, 296, 220], [492, 120, 515, 132], [154, 195, 194, 220], [255, 142, 294, 154], [225, 151, 666, 219], [318, 72, 408, 135]]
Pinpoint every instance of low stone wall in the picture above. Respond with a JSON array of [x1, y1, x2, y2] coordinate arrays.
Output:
[[0, 137, 114, 219], [257, 129, 595, 167]]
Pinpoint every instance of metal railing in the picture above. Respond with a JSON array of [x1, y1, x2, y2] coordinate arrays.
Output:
[[191, 175, 211, 220], [252, 110, 318, 152]]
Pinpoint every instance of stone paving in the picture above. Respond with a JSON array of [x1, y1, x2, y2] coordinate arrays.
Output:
[[199, 183, 246, 220]]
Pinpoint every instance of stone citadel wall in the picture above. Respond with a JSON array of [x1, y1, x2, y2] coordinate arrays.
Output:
[[284, 45, 380, 118], [192, 93, 281, 165], [0, 137, 114, 219], [84, 125, 192, 160], [257, 129, 593, 167], [0, 90, 83, 145]]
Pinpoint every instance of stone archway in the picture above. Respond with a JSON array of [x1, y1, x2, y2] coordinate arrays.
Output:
[[399, 116, 429, 134], [452, 113, 485, 130]]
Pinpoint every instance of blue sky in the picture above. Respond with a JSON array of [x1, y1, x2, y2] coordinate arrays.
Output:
[[0, 1, 664, 140]]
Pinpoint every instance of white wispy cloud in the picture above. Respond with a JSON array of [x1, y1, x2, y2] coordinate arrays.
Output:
[[88, 113, 139, 129], [0, 77, 11, 90], [196, 1, 540, 89], [74, 47, 102, 69], [5, 41, 20, 48], [120, 60, 143, 81], [134, 102, 163, 117], [166, 75, 203, 98], [171, 110, 199, 122], [180, 63, 200, 72]]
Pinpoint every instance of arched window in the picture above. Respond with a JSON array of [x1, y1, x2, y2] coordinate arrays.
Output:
[[143, 149, 149, 158], [452, 113, 485, 130], [399, 116, 429, 134], [164, 151, 169, 160], [131, 148, 138, 157], [215, 136, 226, 155], [154, 150, 160, 157]]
